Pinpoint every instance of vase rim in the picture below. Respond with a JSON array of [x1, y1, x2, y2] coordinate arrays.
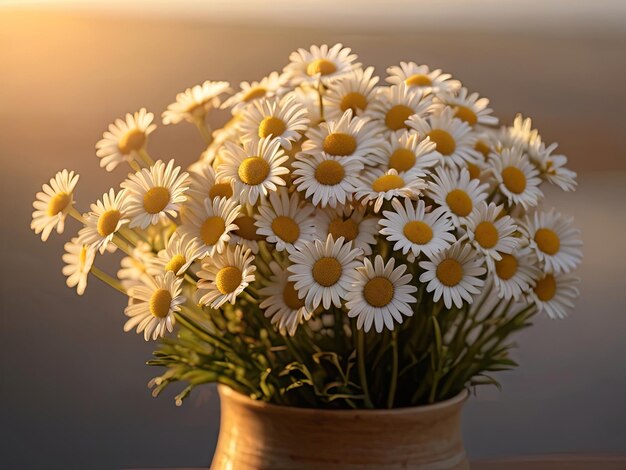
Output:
[[217, 383, 469, 416]]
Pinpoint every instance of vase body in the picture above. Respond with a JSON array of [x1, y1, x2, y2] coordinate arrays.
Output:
[[210, 385, 469, 470]]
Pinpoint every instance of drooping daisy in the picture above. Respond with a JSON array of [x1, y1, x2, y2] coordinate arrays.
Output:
[[292, 152, 364, 208], [499, 114, 541, 149], [186, 162, 233, 206], [315, 205, 379, 255], [177, 196, 240, 258], [372, 130, 439, 174], [346, 256, 417, 333], [379, 198, 456, 261], [78, 189, 130, 254], [301, 109, 385, 164], [385, 62, 461, 95], [31, 169, 79, 241], [62, 237, 96, 295], [419, 243, 486, 309], [228, 212, 265, 254], [464, 202, 519, 260], [217, 136, 289, 205], [428, 167, 488, 227], [486, 246, 540, 301], [255, 189, 317, 253], [95, 108, 157, 171], [355, 168, 427, 213], [123, 271, 185, 341], [121, 160, 190, 229], [522, 209, 583, 274], [407, 107, 480, 168], [530, 141, 577, 192], [367, 84, 432, 133], [283, 43, 360, 86], [259, 261, 313, 336], [117, 242, 155, 290], [148, 232, 203, 277], [288, 235, 363, 311], [197, 245, 256, 309], [530, 271, 580, 319], [433, 88, 498, 128], [323, 66, 380, 121], [491, 146, 543, 210], [162, 80, 232, 125], [237, 94, 309, 150], [221, 72, 287, 112]]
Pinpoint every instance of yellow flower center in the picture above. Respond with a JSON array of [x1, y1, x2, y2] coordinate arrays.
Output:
[[200, 216, 225, 246], [340, 92, 367, 113], [79, 245, 88, 268], [118, 128, 147, 155], [242, 87, 267, 102], [238, 156, 270, 185], [385, 105, 413, 131], [454, 105, 478, 126], [405, 74, 432, 87], [328, 218, 359, 242], [312, 257, 342, 287], [534, 274, 557, 301], [372, 174, 405, 193], [283, 281, 305, 310], [474, 140, 491, 160], [495, 254, 518, 280], [436, 259, 463, 287], [258, 116, 286, 138], [502, 167, 527, 194], [389, 148, 416, 172], [466, 162, 481, 180], [446, 189, 473, 217], [143, 186, 170, 214], [97, 209, 121, 237], [234, 215, 264, 241], [149, 288, 172, 318], [47, 192, 71, 216], [323, 132, 357, 156], [315, 160, 345, 185], [165, 254, 186, 274], [428, 129, 456, 156], [474, 221, 499, 249], [209, 182, 233, 200], [534, 228, 560, 255], [363, 276, 395, 308], [403, 221, 433, 245], [215, 266, 243, 295], [271, 216, 300, 243], [307, 58, 337, 76]]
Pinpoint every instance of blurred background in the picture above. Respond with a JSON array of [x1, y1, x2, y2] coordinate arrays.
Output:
[[1, 1, 626, 468]]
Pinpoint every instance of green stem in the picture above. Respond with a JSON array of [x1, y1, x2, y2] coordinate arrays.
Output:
[[91, 265, 126, 294], [69, 207, 85, 225], [356, 328, 374, 408], [194, 118, 213, 145], [128, 159, 142, 172], [137, 148, 154, 167], [387, 330, 398, 408]]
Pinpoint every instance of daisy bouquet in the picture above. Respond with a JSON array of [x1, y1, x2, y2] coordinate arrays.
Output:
[[32, 44, 582, 409]]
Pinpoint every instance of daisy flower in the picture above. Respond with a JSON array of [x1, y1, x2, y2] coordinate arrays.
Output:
[[407, 107, 480, 168], [237, 94, 309, 150], [283, 43, 360, 86], [464, 202, 519, 260], [228, 213, 265, 254], [491, 146, 543, 210], [367, 84, 432, 133], [197, 245, 256, 309], [486, 246, 540, 301], [315, 205, 379, 255], [301, 109, 385, 164], [221, 72, 286, 112], [123, 271, 185, 341], [162, 80, 231, 125], [117, 242, 155, 290], [355, 168, 427, 213], [292, 152, 364, 208], [428, 167, 488, 227], [177, 196, 240, 258], [121, 160, 190, 229], [372, 130, 439, 174], [31, 169, 79, 241], [288, 235, 363, 311], [522, 209, 583, 274], [323, 66, 380, 120], [255, 189, 317, 253], [148, 232, 203, 277], [433, 88, 498, 128], [379, 198, 456, 261], [186, 162, 233, 206], [95, 108, 156, 171], [530, 141, 577, 192], [78, 189, 130, 254], [62, 237, 96, 295], [419, 243, 486, 309], [259, 261, 313, 336], [385, 62, 461, 95], [499, 114, 541, 149], [217, 136, 289, 205], [530, 271, 580, 319], [345, 256, 418, 333]]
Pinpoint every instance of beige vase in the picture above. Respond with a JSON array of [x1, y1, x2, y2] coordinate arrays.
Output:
[[210, 384, 470, 470]]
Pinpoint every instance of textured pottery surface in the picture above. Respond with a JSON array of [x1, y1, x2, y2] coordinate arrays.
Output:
[[210, 384, 469, 470]]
